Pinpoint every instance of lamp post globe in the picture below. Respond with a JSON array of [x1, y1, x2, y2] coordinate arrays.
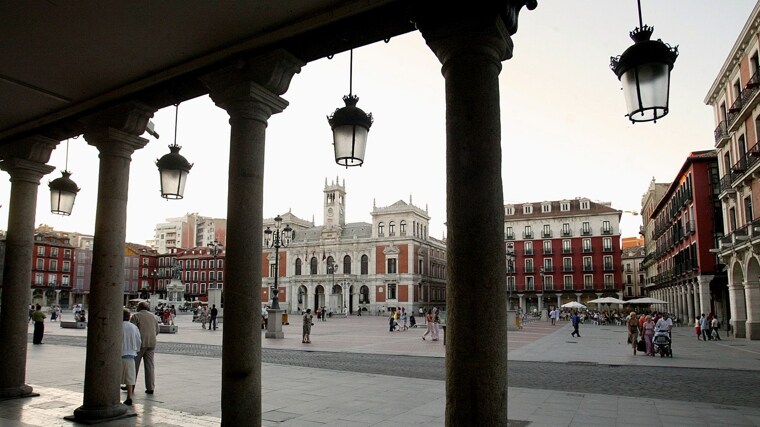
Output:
[[264, 215, 293, 310]]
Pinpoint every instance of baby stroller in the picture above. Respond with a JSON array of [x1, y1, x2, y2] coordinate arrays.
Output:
[[653, 330, 673, 357]]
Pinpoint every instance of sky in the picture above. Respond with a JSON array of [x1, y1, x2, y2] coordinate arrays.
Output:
[[1, 1, 757, 244]]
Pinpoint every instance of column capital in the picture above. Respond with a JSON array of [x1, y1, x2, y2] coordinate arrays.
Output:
[[81, 101, 156, 136], [202, 49, 304, 120], [0, 158, 55, 184], [0, 135, 58, 165], [698, 275, 714, 285], [84, 128, 149, 159]]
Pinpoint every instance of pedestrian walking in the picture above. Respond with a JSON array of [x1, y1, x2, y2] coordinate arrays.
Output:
[[209, 304, 218, 330], [389, 314, 397, 332], [700, 314, 710, 341], [31, 304, 46, 344], [130, 301, 160, 395], [695, 317, 701, 340], [711, 317, 722, 340], [642, 315, 656, 356], [627, 312, 640, 355], [432, 308, 441, 341], [201, 305, 208, 329], [121, 308, 141, 406], [261, 305, 269, 329], [570, 311, 581, 337], [302, 308, 313, 343], [422, 309, 433, 341]]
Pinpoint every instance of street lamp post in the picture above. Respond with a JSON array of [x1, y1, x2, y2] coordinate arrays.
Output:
[[328, 259, 338, 312], [207, 240, 222, 292], [264, 215, 293, 310], [506, 243, 515, 310], [539, 266, 546, 321]]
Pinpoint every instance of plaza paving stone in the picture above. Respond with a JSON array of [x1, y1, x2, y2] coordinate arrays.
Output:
[[1, 313, 758, 426]]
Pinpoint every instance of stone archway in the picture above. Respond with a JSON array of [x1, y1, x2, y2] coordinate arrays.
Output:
[[314, 285, 325, 314], [731, 259, 748, 337]]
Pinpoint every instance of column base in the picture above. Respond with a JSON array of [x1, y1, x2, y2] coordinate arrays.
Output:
[[265, 309, 285, 339], [745, 321, 760, 340], [0, 384, 38, 401], [68, 403, 133, 424], [732, 320, 747, 338]]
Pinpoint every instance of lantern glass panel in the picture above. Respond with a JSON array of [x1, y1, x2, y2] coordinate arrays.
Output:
[[160, 168, 188, 199], [333, 125, 368, 166], [621, 62, 670, 122], [50, 189, 76, 215]]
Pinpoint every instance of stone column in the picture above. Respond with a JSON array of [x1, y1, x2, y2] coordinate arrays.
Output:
[[686, 282, 695, 326], [203, 50, 303, 426], [71, 102, 154, 422], [556, 294, 562, 309], [729, 282, 747, 338], [0, 137, 57, 399], [518, 294, 525, 312], [698, 275, 713, 317], [418, 3, 535, 423], [576, 293, 582, 302], [744, 280, 760, 340]]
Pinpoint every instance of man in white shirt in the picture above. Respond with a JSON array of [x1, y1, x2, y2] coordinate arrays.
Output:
[[655, 312, 674, 335], [122, 308, 142, 406]]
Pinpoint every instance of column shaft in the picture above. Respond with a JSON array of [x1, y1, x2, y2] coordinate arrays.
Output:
[[698, 276, 713, 316], [420, 12, 515, 424], [0, 140, 56, 398], [74, 103, 153, 422], [729, 283, 747, 338], [744, 281, 760, 339], [686, 283, 695, 326]]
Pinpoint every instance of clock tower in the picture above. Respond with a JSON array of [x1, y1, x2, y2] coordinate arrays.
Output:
[[324, 177, 346, 228]]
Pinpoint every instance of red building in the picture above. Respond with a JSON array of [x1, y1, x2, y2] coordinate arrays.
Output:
[[31, 232, 75, 308], [649, 150, 725, 323], [177, 246, 225, 301], [504, 198, 623, 314]]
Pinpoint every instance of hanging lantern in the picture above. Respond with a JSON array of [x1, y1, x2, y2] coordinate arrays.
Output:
[[49, 170, 80, 216], [156, 104, 193, 199], [327, 49, 373, 167], [156, 144, 192, 199], [610, 1, 678, 123]]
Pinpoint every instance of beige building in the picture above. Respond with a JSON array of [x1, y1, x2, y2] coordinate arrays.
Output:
[[707, 1, 760, 339], [640, 178, 670, 289], [622, 245, 646, 299]]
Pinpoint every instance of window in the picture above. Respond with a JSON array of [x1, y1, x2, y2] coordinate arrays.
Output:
[[582, 238, 592, 252], [507, 276, 515, 291], [378, 222, 385, 237], [626, 274, 632, 284], [542, 224, 551, 238], [343, 255, 351, 274], [48, 274, 56, 284], [584, 275, 593, 290], [218, 259, 223, 269], [523, 205, 533, 214], [582, 222, 591, 235], [563, 275, 573, 290], [36, 259, 44, 270], [62, 261, 71, 272], [729, 207, 737, 232], [542, 204, 551, 213], [525, 258, 534, 273], [64, 249, 72, 259], [603, 237, 612, 251], [523, 226, 533, 239], [580, 201, 590, 210], [505, 226, 514, 239], [51, 247, 59, 257], [201, 260, 207, 269], [35, 273, 44, 284], [543, 240, 552, 254], [506, 207, 514, 215], [602, 220, 611, 234], [361, 255, 369, 275], [561, 223, 571, 236], [563, 257, 572, 272], [388, 283, 397, 299], [388, 258, 397, 274], [310, 257, 318, 275], [50, 260, 58, 271], [583, 256, 592, 271], [400, 221, 406, 235], [562, 239, 572, 253], [543, 275, 553, 291], [37, 246, 45, 256], [604, 274, 614, 289], [389, 221, 396, 236], [745, 196, 753, 223], [542, 258, 552, 271], [560, 202, 570, 211], [603, 255, 613, 270], [524, 241, 533, 255], [269, 264, 276, 278], [526, 276, 534, 291]]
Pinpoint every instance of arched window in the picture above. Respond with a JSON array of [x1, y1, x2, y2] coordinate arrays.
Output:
[[378, 222, 385, 237], [327, 256, 336, 274], [295, 258, 302, 275], [343, 255, 351, 274], [310, 257, 318, 275], [360, 285, 370, 303], [400, 220, 406, 236], [389, 221, 395, 236], [361, 254, 369, 275]]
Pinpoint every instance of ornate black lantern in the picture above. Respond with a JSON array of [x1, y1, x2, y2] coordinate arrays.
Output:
[[156, 104, 193, 199]]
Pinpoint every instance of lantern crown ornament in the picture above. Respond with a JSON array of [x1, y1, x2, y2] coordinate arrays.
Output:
[[610, 1, 678, 123], [49, 138, 80, 216], [156, 104, 193, 199], [327, 49, 373, 167]]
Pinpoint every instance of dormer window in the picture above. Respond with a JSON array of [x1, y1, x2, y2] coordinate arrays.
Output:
[[542, 204, 551, 213], [505, 206, 514, 215], [560, 202, 570, 211], [580, 200, 590, 210], [523, 205, 533, 214]]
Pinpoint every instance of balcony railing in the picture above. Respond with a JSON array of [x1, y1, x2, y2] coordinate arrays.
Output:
[[564, 283, 574, 290], [583, 265, 594, 272], [720, 173, 735, 193], [604, 263, 615, 271], [542, 266, 553, 273], [562, 266, 574, 273], [543, 248, 553, 255], [602, 246, 613, 252], [601, 227, 613, 235], [714, 120, 729, 145], [525, 266, 535, 273], [581, 229, 592, 236], [582, 247, 593, 253], [506, 233, 514, 240], [523, 232, 533, 239], [524, 249, 534, 255], [562, 247, 573, 254], [561, 229, 572, 237], [541, 231, 552, 238]]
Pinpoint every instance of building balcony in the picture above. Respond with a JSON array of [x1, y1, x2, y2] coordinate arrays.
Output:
[[583, 265, 594, 272], [604, 283, 616, 290], [542, 266, 553, 273], [728, 71, 760, 133], [543, 248, 553, 255], [541, 231, 552, 238], [562, 266, 573, 273], [525, 267, 535, 273], [564, 283, 574, 291], [719, 173, 736, 195], [603, 263, 615, 271], [582, 247, 593, 253], [602, 246, 613, 252], [601, 227, 613, 235], [561, 230, 572, 237], [562, 247, 573, 254], [523, 232, 533, 239], [714, 120, 729, 146], [524, 249, 534, 256], [581, 229, 592, 236], [506, 233, 514, 240]]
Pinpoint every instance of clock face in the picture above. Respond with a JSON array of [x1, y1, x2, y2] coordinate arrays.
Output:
[[327, 207, 334, 216]]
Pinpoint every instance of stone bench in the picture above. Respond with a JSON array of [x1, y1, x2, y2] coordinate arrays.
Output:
[[60, 321, 86, 329], [159, 325, 178, 334]]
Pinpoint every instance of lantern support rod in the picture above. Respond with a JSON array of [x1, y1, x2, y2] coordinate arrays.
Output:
[[349, 49, 353, 96], [64, 138, 69, 171], [636, 0, 643, 28], [173, 103, 179, 147]]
